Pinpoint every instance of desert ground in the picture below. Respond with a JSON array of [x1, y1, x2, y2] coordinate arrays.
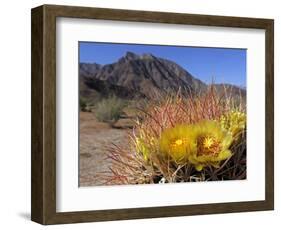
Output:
[[79, 111, 132, 186]]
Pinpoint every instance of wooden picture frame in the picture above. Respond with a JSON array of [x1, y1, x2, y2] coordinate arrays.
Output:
[[31, 4, 274, 225]]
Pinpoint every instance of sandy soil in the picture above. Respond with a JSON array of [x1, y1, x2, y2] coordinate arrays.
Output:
[[79, 112, 132, 187]]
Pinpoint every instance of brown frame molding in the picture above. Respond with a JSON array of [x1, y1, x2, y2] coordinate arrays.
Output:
[[31, 4, 274, 225]]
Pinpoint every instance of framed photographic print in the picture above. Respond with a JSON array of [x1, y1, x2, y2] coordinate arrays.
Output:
[[31, 4, 274, 225]]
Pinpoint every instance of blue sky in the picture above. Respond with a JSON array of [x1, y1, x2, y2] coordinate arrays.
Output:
[[79, 42, 246, 87]]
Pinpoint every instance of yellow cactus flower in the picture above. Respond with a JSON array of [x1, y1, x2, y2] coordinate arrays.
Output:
[[220, 111, 246, 139], [159, 124, 197, 164], [135, 137, 150, 161], [188, 120, 233, 171], [134, 126, 156, 162]]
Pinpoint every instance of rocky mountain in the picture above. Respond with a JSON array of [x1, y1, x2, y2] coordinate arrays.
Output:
[[79, 63, 102, 77], [213, 84, 246, 97], [80, 51, 245, 99]]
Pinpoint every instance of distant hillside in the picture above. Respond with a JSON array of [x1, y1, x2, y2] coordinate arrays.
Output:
[[80, 51, 245, 100], [213, 83, 246, 98]]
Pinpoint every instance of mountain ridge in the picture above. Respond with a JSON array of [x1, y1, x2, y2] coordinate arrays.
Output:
[[80, 51, 245, 99]]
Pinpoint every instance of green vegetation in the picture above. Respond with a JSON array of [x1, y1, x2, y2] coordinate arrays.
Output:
[[94, 95, 126, 123], [79, 97, 87, 112]]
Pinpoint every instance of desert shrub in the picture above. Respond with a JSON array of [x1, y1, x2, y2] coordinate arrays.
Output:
[[79, 97, 87, 112], [99, 85, 246, 185], [95, 95, 126, 123]]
